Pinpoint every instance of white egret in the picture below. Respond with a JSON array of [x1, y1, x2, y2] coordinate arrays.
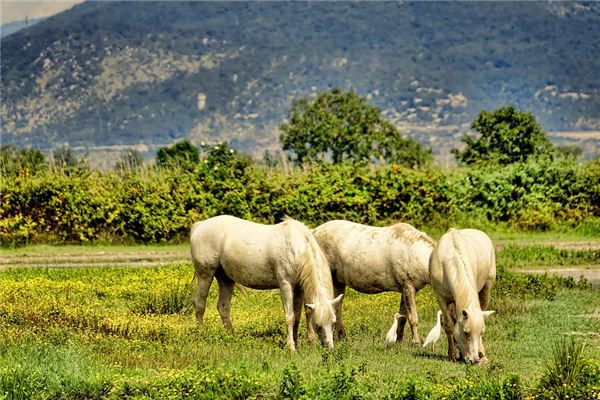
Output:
[[422, 310, 443, 350], [384, 313, 403, 348]]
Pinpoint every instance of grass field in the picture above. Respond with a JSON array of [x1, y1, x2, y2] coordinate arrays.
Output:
[[0, 235, 599, 399]]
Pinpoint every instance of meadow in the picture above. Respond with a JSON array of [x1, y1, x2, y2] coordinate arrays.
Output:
[[1, 236, 598, 399]]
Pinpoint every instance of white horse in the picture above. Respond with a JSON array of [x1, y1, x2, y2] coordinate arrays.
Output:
[[429, 228, 496, 364], [189, 215, 342, 351], [313, 220, 435, 344]]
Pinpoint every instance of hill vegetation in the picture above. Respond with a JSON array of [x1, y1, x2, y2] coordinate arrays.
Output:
[[1, 1, 599, 161]]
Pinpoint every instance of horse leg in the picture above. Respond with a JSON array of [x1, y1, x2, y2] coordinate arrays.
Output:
[[193, 269, 215, 325], [293, 288, 304, 346], [304, 303, 316, 343], [396, 295, 408, 344], [333, 282, 347, 340], [280, 281, 297, 351], [402, 285, 421, 345], [477, 280, 493, 361], [438, 299, 456, 362], [478, 279, 493, 311], [215, 269, 235, 334]]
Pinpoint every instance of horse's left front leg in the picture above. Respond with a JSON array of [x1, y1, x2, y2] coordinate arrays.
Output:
[[280, 281, 297, 351], [333, 281, 347, 340], [403, 285, 421, 345], [292, 288, 304, 346], [439, 300, 456, 362]]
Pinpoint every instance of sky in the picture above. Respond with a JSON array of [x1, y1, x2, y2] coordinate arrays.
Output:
[[1, 0, 83, 24]]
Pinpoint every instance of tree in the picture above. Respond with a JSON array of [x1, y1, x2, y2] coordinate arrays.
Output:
[[0, 144, 47, 177], [156, 140, 199, 170], [453, 105, 553, 165], [280, 88, 431, 167]]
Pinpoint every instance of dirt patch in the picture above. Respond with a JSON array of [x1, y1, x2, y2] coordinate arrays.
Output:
[[0, 250, 190, 270], [517, 267, 600, 287], [551, 242, 600, 251]]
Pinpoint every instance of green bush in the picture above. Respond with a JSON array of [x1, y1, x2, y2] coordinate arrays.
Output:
[[1, 149, 598, 245]]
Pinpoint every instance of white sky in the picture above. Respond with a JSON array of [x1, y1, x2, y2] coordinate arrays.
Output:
[[1, 0, 83, 24]]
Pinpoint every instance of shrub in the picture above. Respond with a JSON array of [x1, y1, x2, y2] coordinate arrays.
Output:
[[535, 338, 600, 400], [279, 363, 306, 400], [131, 281, 194, 315], [2, 148, 599, 245]]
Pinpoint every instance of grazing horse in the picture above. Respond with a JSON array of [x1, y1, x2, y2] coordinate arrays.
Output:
[[190, 215, 342, 350], [429, 228, 496, 364], [313, 220, 435, 344]]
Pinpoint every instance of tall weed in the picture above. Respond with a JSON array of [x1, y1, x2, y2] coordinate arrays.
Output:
[[536, 338, 600, 399]]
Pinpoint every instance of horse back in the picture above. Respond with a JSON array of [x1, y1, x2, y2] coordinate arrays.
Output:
[[313, 220, 432, 292], [430, 228, 495, 300], [190, 215, 318, 289]]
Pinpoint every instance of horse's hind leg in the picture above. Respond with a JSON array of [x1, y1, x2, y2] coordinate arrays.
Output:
[[215, 269, 235, 333], [399, 285, 421, 345], [396, 294, 408, 344], [193, 269, 215, 325]]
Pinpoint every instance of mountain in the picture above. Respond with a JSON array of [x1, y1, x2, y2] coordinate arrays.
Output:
[[1, 17, 46, 38], [1, 1, 599, 165]]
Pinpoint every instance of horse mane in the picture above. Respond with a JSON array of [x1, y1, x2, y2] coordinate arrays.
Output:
[[284, 219, 333, 303], [390, 223, 435, 246], [447, 229, 483, 328]]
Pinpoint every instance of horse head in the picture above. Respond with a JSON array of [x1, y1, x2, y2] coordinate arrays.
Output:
[[306, 294, 343, 349], [453, 306, 495, 364]]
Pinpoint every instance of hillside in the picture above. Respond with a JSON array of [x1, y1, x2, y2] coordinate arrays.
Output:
[[1, 1, 599, 165], [0, 17, 45, 38]]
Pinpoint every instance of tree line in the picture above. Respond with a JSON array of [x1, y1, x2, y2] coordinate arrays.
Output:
[[1, 89, 598, 245], [1, 88, 583, 176]]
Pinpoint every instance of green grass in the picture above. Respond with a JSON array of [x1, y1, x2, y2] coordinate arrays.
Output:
[[497, 245, 600, 269], [0, 259, 598, 399]]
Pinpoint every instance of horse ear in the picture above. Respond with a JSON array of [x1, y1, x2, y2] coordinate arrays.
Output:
[[330, 294, 343, 306], [482, 310, 495, 318], [462, 309, 469, 319], [305, 303, 315, 310]]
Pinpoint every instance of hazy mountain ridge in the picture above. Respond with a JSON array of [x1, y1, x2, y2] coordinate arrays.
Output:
[[0, 17, 46, 38], [1, 1, 599, 164]]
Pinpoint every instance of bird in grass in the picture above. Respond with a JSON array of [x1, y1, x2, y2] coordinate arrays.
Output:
[[384, 313, 404, 348], [422, 310, 443, 350]]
